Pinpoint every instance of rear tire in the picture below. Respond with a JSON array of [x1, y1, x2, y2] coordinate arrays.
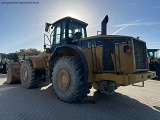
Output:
[[52, 56, 89, 103], [20, 59, 38, 88]]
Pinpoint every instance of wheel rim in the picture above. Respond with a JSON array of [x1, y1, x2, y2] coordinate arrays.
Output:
[[23, 67, 28, 81], [58, 69, 70, 90]]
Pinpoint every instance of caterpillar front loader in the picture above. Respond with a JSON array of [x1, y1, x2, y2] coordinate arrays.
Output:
[[5, 50, 39, 84], [147, 49, 160, 79], [19, 15, 156, 102]]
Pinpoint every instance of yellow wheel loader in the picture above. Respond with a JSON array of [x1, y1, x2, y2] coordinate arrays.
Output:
[[18, 15, 156, 103], [147, 49, 160, 79], [5, 50, 39, 84]]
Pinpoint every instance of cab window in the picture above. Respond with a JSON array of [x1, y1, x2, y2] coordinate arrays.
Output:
[[68, 23, 86, 39], [149, 52, 154, 57], [53, 24, 61, 44], [61, 22, 65, 40]]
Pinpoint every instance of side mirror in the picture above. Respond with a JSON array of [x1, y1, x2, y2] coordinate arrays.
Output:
[[45, 22, 51, 32]]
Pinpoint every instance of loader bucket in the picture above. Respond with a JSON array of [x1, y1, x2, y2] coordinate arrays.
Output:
[[5, 62, 21, 84]]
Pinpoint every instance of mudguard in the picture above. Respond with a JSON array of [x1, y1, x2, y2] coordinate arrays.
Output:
[[30, 55, 46, 69], [51, 45, 93, 82]]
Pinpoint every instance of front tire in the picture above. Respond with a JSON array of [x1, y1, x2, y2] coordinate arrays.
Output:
[[20, 59, 38, 88], [52, 56, 89, 103]]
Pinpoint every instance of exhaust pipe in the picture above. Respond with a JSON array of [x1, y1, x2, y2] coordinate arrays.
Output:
[[101, 15, 109, 35]]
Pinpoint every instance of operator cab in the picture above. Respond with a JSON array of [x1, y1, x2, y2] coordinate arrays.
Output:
[[147, 49, 160, 58], [44, 17, 88, 52]]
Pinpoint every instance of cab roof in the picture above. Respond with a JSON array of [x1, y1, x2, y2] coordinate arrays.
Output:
[[52, 16, 88, 27]]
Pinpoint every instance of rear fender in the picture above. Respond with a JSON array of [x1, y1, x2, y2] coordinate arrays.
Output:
[[50, 45, 93, 82], [30, 55, 46, 69]]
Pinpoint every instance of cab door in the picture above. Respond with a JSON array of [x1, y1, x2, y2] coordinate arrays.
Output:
[[51, 22, 66, 51]]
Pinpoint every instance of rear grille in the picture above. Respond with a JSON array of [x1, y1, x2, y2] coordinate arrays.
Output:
[[133, 39, 148, 69]]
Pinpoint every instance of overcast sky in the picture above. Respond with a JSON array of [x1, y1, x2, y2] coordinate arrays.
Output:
[[0, 0, 160, 53]]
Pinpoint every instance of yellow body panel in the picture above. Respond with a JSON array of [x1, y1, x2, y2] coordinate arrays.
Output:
[[95, 47, 103, 71], [112, 42, 135, 73], [128, 71, 156, 84], [72, 36, 152, 87], [96, 73, 128, 85], [95, 71, 156, 86], [30, 55, 46, 69], [78, 47, 94, 82]]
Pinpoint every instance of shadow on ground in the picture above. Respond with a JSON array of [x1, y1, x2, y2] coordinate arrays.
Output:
[[0, 81, 160, 120]]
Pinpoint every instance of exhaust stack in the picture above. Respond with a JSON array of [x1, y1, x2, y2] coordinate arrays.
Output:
[[101, 15, 109, 35]]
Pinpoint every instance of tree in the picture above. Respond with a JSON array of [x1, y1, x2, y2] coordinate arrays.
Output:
[[7, 53, 19, 62]]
